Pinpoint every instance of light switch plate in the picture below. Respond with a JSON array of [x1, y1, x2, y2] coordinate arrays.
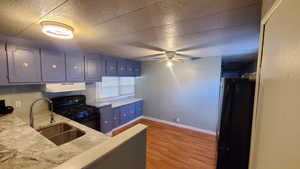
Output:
[[15, 100, 22, 108]]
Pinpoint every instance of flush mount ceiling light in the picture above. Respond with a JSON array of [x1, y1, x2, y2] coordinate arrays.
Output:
[[40, 21, 74, 39]]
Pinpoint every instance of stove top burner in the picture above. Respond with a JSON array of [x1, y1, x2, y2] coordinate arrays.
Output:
[[51, 95, 100, 131], [55, 105, 98, 121]]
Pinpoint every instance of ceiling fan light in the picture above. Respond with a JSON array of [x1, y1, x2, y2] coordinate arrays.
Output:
[[40, 21, 74, 39], [166, 60, 173, 67]]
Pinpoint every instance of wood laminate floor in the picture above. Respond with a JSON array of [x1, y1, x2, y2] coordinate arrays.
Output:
[[113, 119, 217, 169]]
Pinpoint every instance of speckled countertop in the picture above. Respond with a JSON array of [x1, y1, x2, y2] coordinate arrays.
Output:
[[0, 112, 110, 169], [89, 98, 143, 108]]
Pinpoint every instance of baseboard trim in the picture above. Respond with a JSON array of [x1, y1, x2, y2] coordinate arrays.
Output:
[[142, 116, 216, 136], [106, 116, 144, 136]]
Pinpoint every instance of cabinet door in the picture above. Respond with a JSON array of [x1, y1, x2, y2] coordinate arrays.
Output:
[[85, 54, 101, 82], [133, 61, 141, 76], [117, 59, 127, 76], [135, 101, 144, 117], [105, 57, 118, 76], [100, 106, 113, 133], [112, 108, 121, 129], [128, 103, 136, 121], [66, 52, 84, 82], [126, 60, 134, 76], [41, 49, 66, 82], [0, 43, 8, 85], [7, 44, 41, 83], [120, 105, 129, 125]]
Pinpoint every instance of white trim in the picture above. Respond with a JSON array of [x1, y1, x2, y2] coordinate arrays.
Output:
[[261, 0, 283, 24], [105, 116, 144, 136], [142, 116, 216, 136], [249, 1, 283, 169]]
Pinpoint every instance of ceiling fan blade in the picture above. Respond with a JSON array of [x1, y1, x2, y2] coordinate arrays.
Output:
[[172, 58, 185, 62], [125, 42, 165, 52], [176, 44, 209, 52], [158, 58, 168, 63], [176, 53, 201, 60], [139, 53, 165, 60], [174, 56, 186, 60]]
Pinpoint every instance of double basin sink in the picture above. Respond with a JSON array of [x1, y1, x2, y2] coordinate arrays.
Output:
[[37, 123, 85, 146]]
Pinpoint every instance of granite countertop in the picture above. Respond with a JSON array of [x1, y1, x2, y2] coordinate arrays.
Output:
[[0, 112, 110, 169], [89, 98, 143, 108]]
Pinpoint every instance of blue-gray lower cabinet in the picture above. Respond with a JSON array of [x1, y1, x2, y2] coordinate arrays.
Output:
[[135, 101, 144, 117], [112, 108, 120, 128], [128, 104, 136, 121], [120, 105, 129, 125], [99, 105, 113, 133], [99, 101, 144, 133], [66, 51, 85, 82], [7, 44, 41, 83], [0, 42, 8, 85], [41, 49, 66, 82]]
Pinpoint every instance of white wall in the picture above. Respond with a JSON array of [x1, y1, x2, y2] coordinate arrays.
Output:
[[136, 57, 221, 132]]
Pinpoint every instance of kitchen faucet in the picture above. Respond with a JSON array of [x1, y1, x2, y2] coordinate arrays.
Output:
[[29, 98, 54, 128]]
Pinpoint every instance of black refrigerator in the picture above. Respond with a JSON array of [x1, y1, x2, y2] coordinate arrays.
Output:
[[216, 78, 255, 169]]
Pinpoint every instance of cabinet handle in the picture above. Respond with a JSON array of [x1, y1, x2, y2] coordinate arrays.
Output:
[[52, 64, 57, 69], [23, 62, 29, 67]]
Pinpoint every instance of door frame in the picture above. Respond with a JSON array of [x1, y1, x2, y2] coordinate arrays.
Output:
[[248, 1, 283, 169]]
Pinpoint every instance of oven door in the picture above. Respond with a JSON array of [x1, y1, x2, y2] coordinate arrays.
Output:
[[76, 115, 100, 131]]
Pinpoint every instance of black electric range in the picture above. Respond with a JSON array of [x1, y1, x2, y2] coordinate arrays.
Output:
[[51, 95, 100, 131]]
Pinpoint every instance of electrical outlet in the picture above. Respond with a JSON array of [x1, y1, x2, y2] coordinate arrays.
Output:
[[15, 100, 22, 108], [175, 117, 181, 123]]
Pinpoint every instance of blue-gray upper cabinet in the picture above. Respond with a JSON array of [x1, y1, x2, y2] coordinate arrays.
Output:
[[41, 49, 66, 82], [117, 59, 127, 76], [85, 54, 102, 82], [105, 57, 118, 76], [66, 51, 84, 82], [133, 61, 141, 76], [125, 60, 134, 76], [0, 43, 8, 85], [7, 44, 41, 83]]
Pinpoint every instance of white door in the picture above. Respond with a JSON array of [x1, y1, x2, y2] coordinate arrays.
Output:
[[252, 0, 300, 169]]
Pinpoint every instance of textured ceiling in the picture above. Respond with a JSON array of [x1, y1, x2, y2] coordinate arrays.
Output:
[[0, 0, 261, 62]]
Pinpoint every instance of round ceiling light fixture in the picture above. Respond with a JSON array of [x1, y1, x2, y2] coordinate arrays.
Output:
[[40, 21, 74, 39]]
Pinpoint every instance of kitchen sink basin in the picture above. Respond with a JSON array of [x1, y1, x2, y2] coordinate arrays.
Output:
[[37, 123, 85, 146]]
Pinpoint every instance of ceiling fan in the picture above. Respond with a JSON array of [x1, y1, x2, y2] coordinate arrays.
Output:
[[147, 51, 185, 67], [139, 50, 201, 67], [124, 42, 203, 67]]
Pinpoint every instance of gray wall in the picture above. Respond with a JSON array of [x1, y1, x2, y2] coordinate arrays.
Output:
[[136, 57, 221, 132], [0, 83, 96, 122]]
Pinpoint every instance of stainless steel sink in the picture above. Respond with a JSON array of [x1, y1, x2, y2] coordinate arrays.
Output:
[[37, 123, 85, 146]]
